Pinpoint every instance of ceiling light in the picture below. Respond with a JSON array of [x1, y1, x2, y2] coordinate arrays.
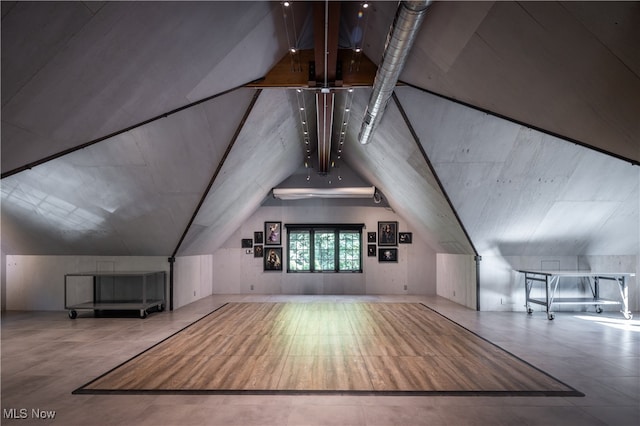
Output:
[[283, 1, 290, 7], [355, 47, 362, 53], [272, 186, 376, 200], [363, 2, 369, 8], [290, 48, 297, 53]]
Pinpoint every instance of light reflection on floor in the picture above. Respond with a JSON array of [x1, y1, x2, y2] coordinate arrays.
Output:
[[574, 314, 640, 332]]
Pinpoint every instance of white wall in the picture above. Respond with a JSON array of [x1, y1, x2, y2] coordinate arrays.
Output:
[[173, 255, 213, 309], [436, 254, 476, 309], [211, 203, 438, 296], [4, 256, 170, 311]]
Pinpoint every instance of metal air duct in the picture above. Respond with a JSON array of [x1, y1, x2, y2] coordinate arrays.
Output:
[[358, 0, 432, 145]]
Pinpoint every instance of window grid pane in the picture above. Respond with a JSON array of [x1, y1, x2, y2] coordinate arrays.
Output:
[[289, 231, 310, 271], [314, 231, 335, 271], [339, 231, 360, 271]]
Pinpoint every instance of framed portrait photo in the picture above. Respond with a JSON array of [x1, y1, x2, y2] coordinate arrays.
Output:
[[367, 244, 377, 257], [367, 232, 376, 243], [254, 245, 263, 258], [378, 221, 398, 246], [254, 231, 264, 244], [264, 247, 283, 271], [399, 232, 412, 244], [241, 238, 253, 248], [378, 247, 398, 263], [265, 221, 281, 245]]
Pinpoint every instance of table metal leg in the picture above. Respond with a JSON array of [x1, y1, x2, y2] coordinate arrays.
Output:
[[525, 275, 533, 314], [545, 276, 557, 320], [616, 276, 632, 320]]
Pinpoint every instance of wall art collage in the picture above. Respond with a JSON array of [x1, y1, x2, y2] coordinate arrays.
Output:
[[244, 221, 411, 271]]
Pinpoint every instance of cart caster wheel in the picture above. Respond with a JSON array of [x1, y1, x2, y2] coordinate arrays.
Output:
[[69, 310, 77, 319], [547, 313, 555, 320], [596, 306, 603, 314], [623, 312, 633, 320], [527, 307, 533, 314], [140, 311, 147, 319]]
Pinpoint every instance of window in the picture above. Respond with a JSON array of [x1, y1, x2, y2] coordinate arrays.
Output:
[[288, 230, 310, 271], [287, 224, 363, 273]]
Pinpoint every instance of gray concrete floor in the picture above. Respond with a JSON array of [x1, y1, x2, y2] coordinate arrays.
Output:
[[2, 294, 639, 425]]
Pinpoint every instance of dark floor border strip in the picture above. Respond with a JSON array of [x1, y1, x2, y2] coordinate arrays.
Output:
[[418, 303, 584, 397], [72, 302, 231, 395], [72, 389, 584, 397], [74, 301, 584, 397]]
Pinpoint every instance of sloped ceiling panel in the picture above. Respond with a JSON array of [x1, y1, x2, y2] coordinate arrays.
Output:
[[178, 89, 305, 256], [401, 1, 640, 163], [396, 86, 639, 257], [1, 1, 285, 173], [1, 88, 257, 255], [2, 0, 639, 261], [344, 88, 475, 255]]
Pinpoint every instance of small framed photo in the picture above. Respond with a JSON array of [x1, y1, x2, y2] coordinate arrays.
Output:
[[254, 245, 263, 258], [378, 221, 398, 246], [241, 238, 253, 248], [265, 221, 281, 245], [378, 248, 398, 263], [254, 231, 264, 244], [367, 232, 376, 243], [264, 247, 283, 271], [399, 232, 412, 244], [367, 244, 377, 257]]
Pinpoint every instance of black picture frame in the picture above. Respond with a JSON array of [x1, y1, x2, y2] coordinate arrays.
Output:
[[399, 232, 412, 244], [367, 232, 376, 243], [265, 221, 281, 245], [378, 221, 398, 246], [241, 238, 253, 248], [264, 247, 283, 271], [378, 247, 398, 262], [254, 245, 263, 258], [254, 231, 264, 244], [367, 244, 377, 257]]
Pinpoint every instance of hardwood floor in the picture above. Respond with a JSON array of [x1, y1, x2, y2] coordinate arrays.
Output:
[[77, 302, 580, 395]]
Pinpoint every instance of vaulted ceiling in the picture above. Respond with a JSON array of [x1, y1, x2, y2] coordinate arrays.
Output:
[[2, 1, 639, 258]]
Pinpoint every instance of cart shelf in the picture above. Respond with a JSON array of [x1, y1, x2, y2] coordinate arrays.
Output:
[[65, 271, 166, 319]]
